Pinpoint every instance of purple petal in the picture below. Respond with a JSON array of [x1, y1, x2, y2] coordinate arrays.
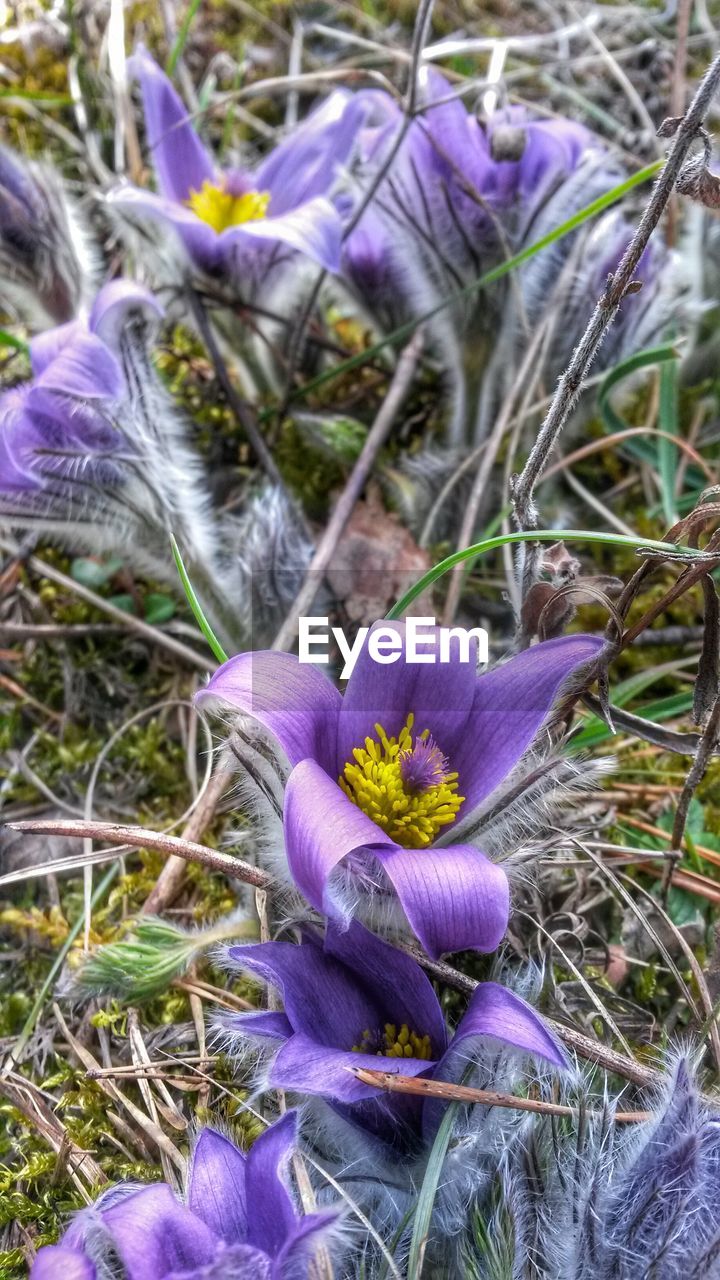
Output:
[[454, 634, 603, 814], [218, 197, 343, 274], [373, 842, 509, 959], [29, 320, 83, 376], [444, 981, 568, 1069], [256, 92, 365, 213], [30, 1246, 96, 1280], [89, 279, 163, 350], [189, 1128, 247, 1245], [272, 1213, 339, 1280], [229, 1009, 293, 1040], [196, 650, 341, 775], [106, 185, 222, 274], [245, 1111, 298, 1256], [324, 920, 447, 1054], [30, 330, 123, 401], [101, 1184, 217, 1279], [285, 759, 508, 957], [269, 1032, 432, 1105], [335, 621, 479, 775], [228, 936, 384, 1050], [129, 44, 215, 203]]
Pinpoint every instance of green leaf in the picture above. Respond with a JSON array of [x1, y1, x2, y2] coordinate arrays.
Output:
[[70, 556, 124, 589], [598, 343, 678, 437], [144, 593, 176, 625], [106, 593, 136, 614], [170, 535, 228, 664], [0, 329, 29, 355]]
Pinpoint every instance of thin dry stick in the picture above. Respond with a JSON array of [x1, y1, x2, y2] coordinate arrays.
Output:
[[271, 328, 425, 651], [142, 746, 237, 913], [351, 1067, 652, 1122], [511, 49, 720, 594], [4, 818, 274, 891]]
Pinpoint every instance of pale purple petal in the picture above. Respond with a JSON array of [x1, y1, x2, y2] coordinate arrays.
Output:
[[256, 91, 366, 213], [101, 1184, 217, 1279], [89, 279, 163, 350], [189, 1128, 248, 1245], [442, 981, 568, 1070], [218, 197, 343, 273], [30, 1246, 96, 1280], [129, 44, 215, 202], [373, 842, 509, 959], [283, 758, 388, 921], [285, 759, 509, 957], [228, 936, 383, 1049], [454, 634, 603, 814], [29, 320, 84, 376], [106, 185, 222, 273], [245, 1111, 298, 1256], [30, 331, 123, 401], [335, 621, 479, 773], [197, 651, 341, 775]]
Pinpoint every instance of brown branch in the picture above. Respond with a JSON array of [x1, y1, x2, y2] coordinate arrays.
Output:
[[351, 1066, 651, 1122], [2, 818, 273, 890]]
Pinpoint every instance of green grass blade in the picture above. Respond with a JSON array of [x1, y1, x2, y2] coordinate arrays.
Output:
[[407, 1098, 461, 1278], [170, 535, 228, 664], [386, 528, 706, 620], [658, 343, 680, 524], [166, 0, 203, 75], [288, 160, 663, 408]]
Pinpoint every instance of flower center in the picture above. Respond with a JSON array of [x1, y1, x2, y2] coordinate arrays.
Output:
[[352, 1022, 433, 1060], [339, 713, 464, 848], [187, 180, 271, 233]]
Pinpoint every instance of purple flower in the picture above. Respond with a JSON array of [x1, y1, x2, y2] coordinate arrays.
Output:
[[342, 73, 665, 442], [0, 144, 93, 326], [108, 46, 365, 288], [0, 281, 160, 505], [221, 919, 567, 1151], [197, 623, 601, 957], [31, 1112, 336, 1280]]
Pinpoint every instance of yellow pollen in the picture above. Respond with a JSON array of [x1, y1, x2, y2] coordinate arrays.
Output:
[[351, 1023, 434, 1060], [186, 181, 271, 233], [339, 712, 464, 849]]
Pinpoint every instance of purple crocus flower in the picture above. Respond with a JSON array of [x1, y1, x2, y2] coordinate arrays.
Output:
[[31, 1111, 336, 1280], [197, 623, 601, 958], [108, 46, 364, 288], [220, 919, 567, 1151]]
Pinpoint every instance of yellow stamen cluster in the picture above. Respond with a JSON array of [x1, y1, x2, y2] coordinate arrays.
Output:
[[339, 713, 463, 848], [187, 181, 270, 233], [352, 1023, 433, 1060]]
